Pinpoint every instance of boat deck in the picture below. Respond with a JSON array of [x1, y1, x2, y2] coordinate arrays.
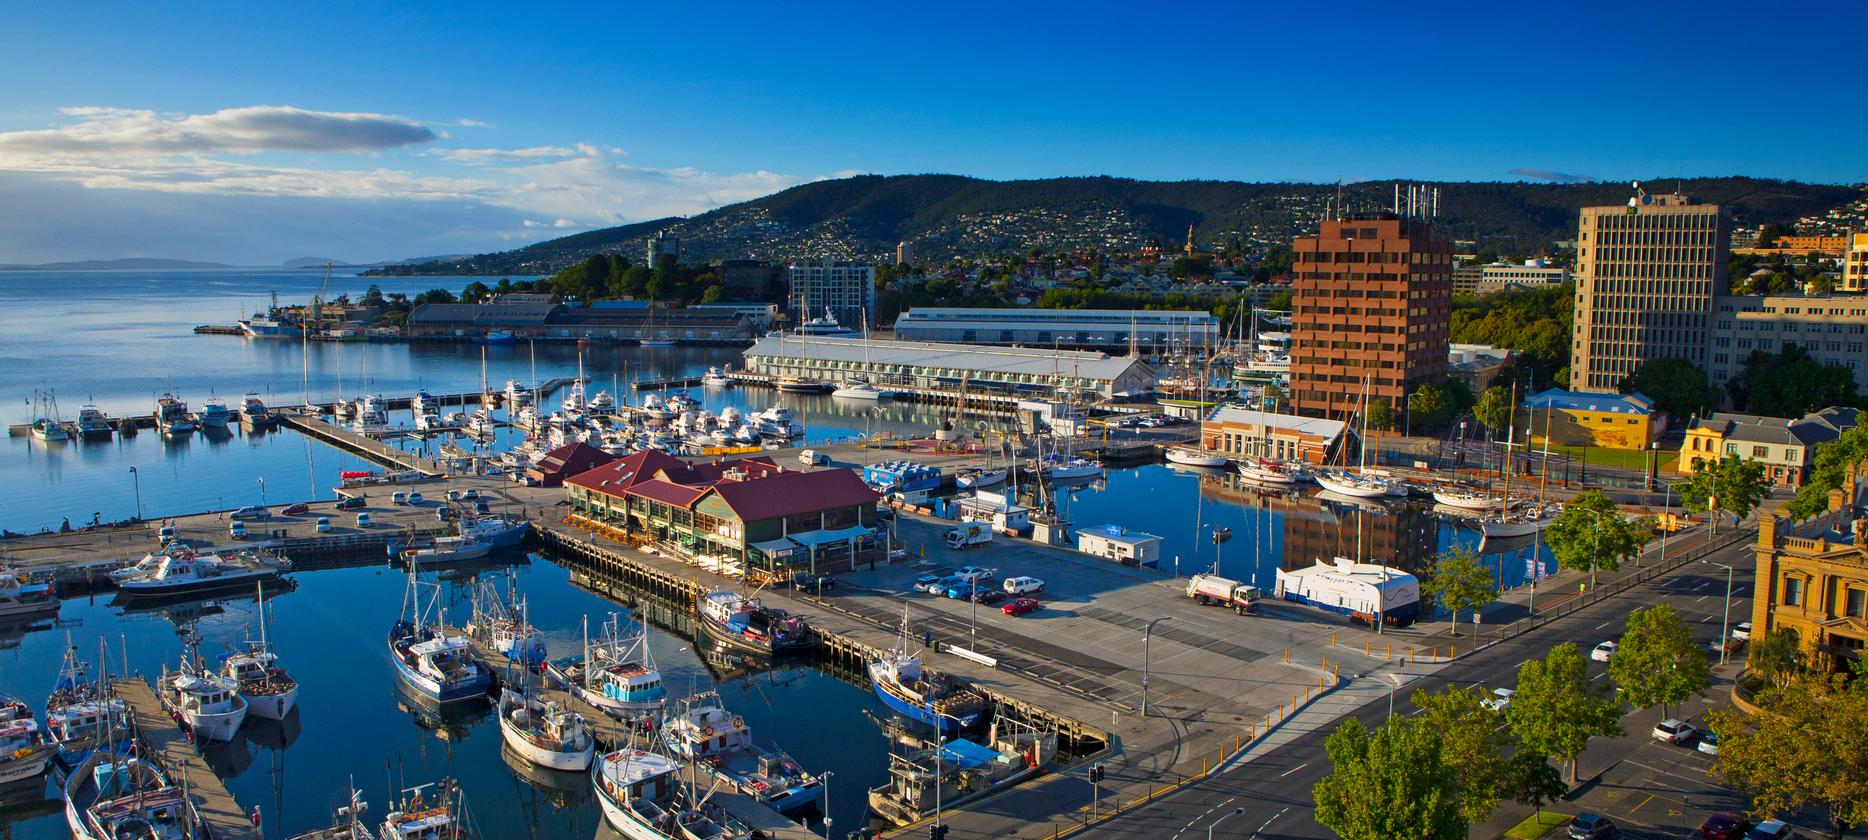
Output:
[[111, 678, 260, 840]]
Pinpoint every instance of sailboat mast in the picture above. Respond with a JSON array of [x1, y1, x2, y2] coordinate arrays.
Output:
[[1500, 381, 1517, 505]]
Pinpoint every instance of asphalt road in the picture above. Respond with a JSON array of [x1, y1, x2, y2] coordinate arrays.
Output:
[[1074, 533, 1766, 840]]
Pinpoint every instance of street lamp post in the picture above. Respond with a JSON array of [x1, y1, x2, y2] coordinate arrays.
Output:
[[1142, 617, 1172, 718], [931, 710, 963, 832], [969, 567, 998, 649], [128, 466, 142, 521], [257, 476, 266, 507], [1208, 806, 1245, 840], [1386, 673, 1405, 719], [1704, 560, 1736, 665]]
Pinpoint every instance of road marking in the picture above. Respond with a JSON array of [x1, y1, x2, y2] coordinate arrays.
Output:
[[1251, 807, 1289, 838], [1279, 762, 1309, 778], [1695, 595, 1710, 603], [1594, 619, 1615, 630]]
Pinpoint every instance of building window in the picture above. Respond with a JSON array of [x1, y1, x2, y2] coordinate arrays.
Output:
[[1784, 576, 1804, 607], [1752, 445, 1768, 458], [1850, 587, 1867, 619]]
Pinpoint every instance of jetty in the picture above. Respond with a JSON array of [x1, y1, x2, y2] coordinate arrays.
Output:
[[277, 414, 445, 475], [111, 678, 260, 840]]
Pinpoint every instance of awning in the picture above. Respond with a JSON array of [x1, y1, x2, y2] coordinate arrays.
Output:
[[750, 537, 800, 556], [788, 525, 875, 548]]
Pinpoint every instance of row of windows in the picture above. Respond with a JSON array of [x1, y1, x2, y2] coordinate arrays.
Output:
[[1780, 575, 1868, 620]]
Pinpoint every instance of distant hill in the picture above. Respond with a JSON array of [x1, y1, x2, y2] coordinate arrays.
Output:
[[282, 257, 357, 269], [365, 175, 1860, 276], [0, 257, 236, 271]]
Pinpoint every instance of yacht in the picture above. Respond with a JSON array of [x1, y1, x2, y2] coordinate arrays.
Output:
[[1036, 454, 1102, 481], [793, 307, 859, 337], [1313, 469, 1392, 499], [1235, 458, 1301, 485], [389, 568, 493, 704], [774, 376, 831, 394], [545, 612, 666, 721], [1480, 503, 1560, 538], [497, 689, 595, 771], [504, 380, 531, 407], [1164, 446, 1228, 468], [593, 746, 751, 840], [868, 609, 986, 734], [955, 468, 1007, 490], [64, 753, 205, 840], [831, 378, 888, 400], [352, 395, 388, 432], [661, 692, 823, 815], [197, 398, 232, 429], [220, 583, 298, 720], [0, 566, 60, 623], [697, 591, 815, 655], [701, 366, 731, 387], [113, 549, 283, 597], [157, 650, 249, 742], [238, 393, 276, 429], [74, 404, 114, 438], [588, 391, 617, 415], [412, 391, 436, 414], [752, 405, 804, 438], [153, 393, 194, 436]]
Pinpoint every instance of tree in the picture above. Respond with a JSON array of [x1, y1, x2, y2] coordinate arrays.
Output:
[[1710, 674, 1868, 836], [1608, 605, 1711, 720], [1747, 626, 1803, 691], [1313, 717, 1466, 840], [1503, 751, 1565, 816], [1788, 426, 1868, 518], [1679, 454, 1770, 532], [1619, 357, 1717, 420], [1422, 547, 1496, 638], [1507, 642, 1623, 785], [1366, 397, 1394, 431], [1411, 685, 1511, 823], [1473, 385, 1514, 439], [1409, 382, 1456, 433], [1731, 345, 1860, 419], [1543, 490, 1645, 586], [459, 280, 492, 303]]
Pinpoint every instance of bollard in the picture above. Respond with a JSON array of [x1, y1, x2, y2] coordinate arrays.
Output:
[[1365, 640, 1371, 656], [1234, 735, 1240, 751], [1450, 643, 1456, 658], [1386, 643, 1392, 660], [1331, 631, 1337, 648]]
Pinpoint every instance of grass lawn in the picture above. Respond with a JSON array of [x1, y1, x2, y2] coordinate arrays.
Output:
[[1504, 811, 1572, 839], [1564, 446, 1677, 473]]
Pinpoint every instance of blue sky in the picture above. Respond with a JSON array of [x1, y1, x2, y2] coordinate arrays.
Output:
[[2, 1, 1862, 264]]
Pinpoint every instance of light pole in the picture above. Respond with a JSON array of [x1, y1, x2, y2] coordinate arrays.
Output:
[[1208, 806, 1245, 840], [969, 567, 998, 648], [257, 476, 266, 507], [128, 466, 142, 521], [1386, 673, 1405, 719], [1704, 560, 1736, 665], [931, 710, 963, 832], [818, 770, 833, 839], [1142, 617, 1172, 718]]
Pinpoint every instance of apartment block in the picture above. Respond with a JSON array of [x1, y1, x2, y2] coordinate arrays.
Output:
[[1571, 193, 1730, 393], [1707, 294, 1868, 392], [1844, 231, 1868, 293], [786, 259, 877, 328]]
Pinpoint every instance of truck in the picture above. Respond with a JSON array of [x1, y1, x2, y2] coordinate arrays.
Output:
[[1186, 573, 1260, 615], [944, 520, 993, 550]]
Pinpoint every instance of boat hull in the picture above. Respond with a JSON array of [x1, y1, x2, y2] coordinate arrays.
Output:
[[544, 664, 663, 720], [866, 662, 982, 734], [499, 718, 594, 772], [1165, 450, 1228, 468], [388, 635, 491, 704], [240, 686, 298, 721], [1313, 472, 1389, 499], [1481, 516, 1555, 538], [593, 780, 674, 840], [698, 615, 815, 656], [0, 746, 53, 784], [117, 568, 277, 597]]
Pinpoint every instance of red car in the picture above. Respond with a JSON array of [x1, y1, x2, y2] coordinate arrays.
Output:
[[280, 503, 311, 516], [1699, 813, 1750, 840], [1002, 597, 1040, 616]]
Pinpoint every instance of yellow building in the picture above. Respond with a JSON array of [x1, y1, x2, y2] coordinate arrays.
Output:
[[1678, 408, 1861, 487], [1733, 234, 1850, 257], [1753, 468, 1868, 674], [1844, 231, 1868, 293], [1522, 388, 1665, 450]]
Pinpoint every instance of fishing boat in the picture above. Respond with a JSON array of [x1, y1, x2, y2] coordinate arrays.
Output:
[[592, 745, 752, 840], [1431, 487, 1505, 511], [381, 779, 471, 839], [867, 717, 1057, 827], [459, 514, 530, 549], [156, 643, 249, 742], [288, 785, 375, 840], [74, 404, 113, 438], [113, 548, 283, 597], [701, 366, 731, 387], [29, 389, 69, 442], [0, 566, 60, 623], [868, 609, 986, 734], [498, 688, 595, 771], [954, 468, 1007, 491], [662, 692, 823, 815], [221, 582, 298, 720], [398, 535, 492, 569], [197, 397, 232, 429], [388, 567, 493, 704], [153, 392, 194, 436], [0, 701, 53, 784], [696, 591, 815, 655], [546, 612, 666, 720], [238, 393, 276, 429], [1274, 556, 1421, 627], [43, 641, 132, 774], [1164, 446, 1228, 468], [64, 752, 205, 840], [464, 574, 547, 668]]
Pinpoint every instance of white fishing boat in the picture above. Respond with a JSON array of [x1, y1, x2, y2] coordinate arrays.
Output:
[[74, 404, 114, 438], [380, 779, 470, 840], [0, 713, 53, 785], [29, 389, 69, 442], [0, 566, 60, 623], [197, 397, 232, 428], [220, 582, 298, 720], [545, 613, 666, 720], [662, 692, 824, 815], [399, 535, 491, 568], [157, 646, 249, 742], [153, 392, 193, 436], [497, 688, 595, 771], [1431, 487, 1505, 511], [288, 785, 375, 840], [1164, 446, 1228, 468], [238, 393, 276, 429], [955, 468, 1007, 490], [64, 752, 205, 840], [114, 549, 284, 597], [43, 640, 133, 772], [592, 746, 751, 840]]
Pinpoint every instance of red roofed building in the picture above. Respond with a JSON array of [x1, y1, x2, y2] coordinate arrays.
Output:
[[564, 451, 884, 577], [525, 441, 618, 487]]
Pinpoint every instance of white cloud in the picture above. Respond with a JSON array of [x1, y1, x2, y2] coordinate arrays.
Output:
[[431, 144, 589, 165], [455, 118, 491, 128], [0, 105, 435, 158]]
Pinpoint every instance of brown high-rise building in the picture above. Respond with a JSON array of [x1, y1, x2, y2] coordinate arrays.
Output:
[[1288, 212, 1453, 420], [1570, 192, 1730, 393]]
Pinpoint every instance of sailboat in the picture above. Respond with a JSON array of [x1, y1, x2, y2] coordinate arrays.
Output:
[[221, 581, 299, 720], [774, 315, 832, 393], [1313, 376, 1392, 498], [1480, 382, 1557, 538], [832, 308, 888, 400], [640, 301, 677, 347], [545, 612, 667, 720]]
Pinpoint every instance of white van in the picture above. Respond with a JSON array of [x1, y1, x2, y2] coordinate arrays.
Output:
[[1003, 576, 1045, 595], [799, 450, 830, 466]]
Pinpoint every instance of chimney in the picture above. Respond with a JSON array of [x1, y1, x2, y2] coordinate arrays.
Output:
[[1758, 515, 1778, 548], [1830, 487, 1848, 513]]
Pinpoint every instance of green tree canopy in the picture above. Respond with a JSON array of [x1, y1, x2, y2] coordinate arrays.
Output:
[[1608, 604, 1711, 719], [1543, 490, 1645, 586], [1422, 547, 1497, 638], [1730, 345, 1860, 419], [1619, 357, 1718, 420], [1473, 385, 1515, 439], [1366, 397, 1394, 431], [1787, 426, 1868, 518], [1503, 751, 1565, 816], [1747, 626, 1803, 691], [1410, 382, 1457, 433], [1313, 717, 1467, 840], [1709, 673, 1868, 832], [1679, 454, 1770, 531], [1507, 642, 1623, 784], [1448, 282, 1572, 386], [1411, 685, 1512, 823]]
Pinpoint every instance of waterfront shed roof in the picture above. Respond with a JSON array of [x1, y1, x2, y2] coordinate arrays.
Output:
[[744, 335, 1147, 383]]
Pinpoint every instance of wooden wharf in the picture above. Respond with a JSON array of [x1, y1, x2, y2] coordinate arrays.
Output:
[[111, 678, 260, 840]]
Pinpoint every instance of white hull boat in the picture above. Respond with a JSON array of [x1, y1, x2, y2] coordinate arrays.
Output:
[[498, 689, 595, 771], [1313, 470, 1391, 499], [1164, 447, 1228, 468]]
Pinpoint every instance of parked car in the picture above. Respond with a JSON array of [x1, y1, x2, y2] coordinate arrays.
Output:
[[1592, 640, 1617, 662], [923, 575, 965, 595], [446, 489, 463, 502], [1745, 819, 1791, 840], [462, 488, 479, 500], [1002, 597, 1041, 616], [793, 574, 836, 592], [1003, 576, 1045, 595], [1696, 730, 1720, 755], [1652, 718, 1698, 745], [355, 512, 373, 528], [391, 491, 408, 505], [911, 573, 948, 593], [943, 582, 984, 600], [953, 566, 995, 582], [407, 492, 424, 505], [335, 495, 365, 510], [228, 521, 247, 539], [971, 589, 1009, 606], [1700, 812, 1751, 840], [1731, 622, 1752, 641], [473, 500, 491, 514], [314, 516, 332, 533], [280, 502, 311, 516], [230, 505, 268, 521], [1567, 813, 1620, 839], [1482, 688, 1515, 711]]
